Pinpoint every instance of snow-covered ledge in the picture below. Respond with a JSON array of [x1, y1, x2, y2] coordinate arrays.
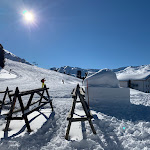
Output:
[[83, 69, 130, 106]]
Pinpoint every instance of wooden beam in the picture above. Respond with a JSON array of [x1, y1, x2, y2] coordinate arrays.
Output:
[[4, 86, 53, 133], [26, 93, 34, 109], [19, 87, 49, 96], [65, 84, 96, 140], [4, 87, 19, 131], [6, 117, 23, 120]]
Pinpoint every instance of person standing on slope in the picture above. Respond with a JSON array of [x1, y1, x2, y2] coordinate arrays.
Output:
[[41, 78, 46, 88]]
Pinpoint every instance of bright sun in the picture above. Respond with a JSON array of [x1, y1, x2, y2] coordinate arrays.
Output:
[[23, 10, 34, 22]]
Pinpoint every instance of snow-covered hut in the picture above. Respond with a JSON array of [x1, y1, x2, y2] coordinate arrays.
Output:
[[83, 69, 130, 105], [118, 74, 150, 93]]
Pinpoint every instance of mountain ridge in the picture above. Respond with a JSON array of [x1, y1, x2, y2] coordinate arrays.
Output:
[[4, 49, 31, 65], [4, 49, 150, 80], [50, 64, 150, 79]]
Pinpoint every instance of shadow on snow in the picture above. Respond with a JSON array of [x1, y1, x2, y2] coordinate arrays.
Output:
[[90, 101, 150, 122]]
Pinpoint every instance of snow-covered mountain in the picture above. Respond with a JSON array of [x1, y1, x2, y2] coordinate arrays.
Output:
[[4, 49, 31, 65], [50, 66, 99, 77], [50, 64, 150, 80], [115, 65, 150, 80]]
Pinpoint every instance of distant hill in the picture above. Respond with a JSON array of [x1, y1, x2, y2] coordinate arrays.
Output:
[[4, 49, 150, 80], [4, 49, 31, 65], [50, 65, 150, 80], [115, 65, 150, 81], [50, 66, 99, 77]]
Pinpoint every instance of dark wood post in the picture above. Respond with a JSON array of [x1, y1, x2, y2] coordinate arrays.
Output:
[[45, 85, 54, 111], [18, 94, 32, 132], [65, 84, 96, 140], [4, 87, 19, 131]]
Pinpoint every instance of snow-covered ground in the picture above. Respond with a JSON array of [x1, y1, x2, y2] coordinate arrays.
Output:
[[0, 59, 150, 150]]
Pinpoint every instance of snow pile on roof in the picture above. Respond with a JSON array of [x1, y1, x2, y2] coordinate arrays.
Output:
[[116, 65, 150, 81], [84, 69, 119, 88]]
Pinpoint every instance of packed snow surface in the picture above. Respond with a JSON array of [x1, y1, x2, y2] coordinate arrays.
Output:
[[0, 68, 17, 79], [0, 60, 150, 150], [84, 69, 120, 88]]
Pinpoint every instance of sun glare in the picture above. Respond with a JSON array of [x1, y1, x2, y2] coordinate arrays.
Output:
[[23, 10, 34, 22]]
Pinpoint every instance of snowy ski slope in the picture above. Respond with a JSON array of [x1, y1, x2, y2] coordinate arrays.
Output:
[[0, 59, 150, 150]]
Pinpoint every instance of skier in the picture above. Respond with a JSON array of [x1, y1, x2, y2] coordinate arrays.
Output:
[[62, 79, 64, 84], [9, 69, 12, 74], [41, 78, 46, 88]]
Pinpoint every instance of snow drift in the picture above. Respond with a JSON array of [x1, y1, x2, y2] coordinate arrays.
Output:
[[84, 69, 120, 88]]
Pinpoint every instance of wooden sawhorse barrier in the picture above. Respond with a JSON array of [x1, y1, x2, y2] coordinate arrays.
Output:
[[4, 85, 54, 132], [0, 87, 13, 115], [65, 84, 96, 140]]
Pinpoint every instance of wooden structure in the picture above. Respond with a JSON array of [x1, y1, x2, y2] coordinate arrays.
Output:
[[4, 85, 53, 132], [119, 74, 150, 93], [65, 84, 96, 140], [0, 87, 13, 115]]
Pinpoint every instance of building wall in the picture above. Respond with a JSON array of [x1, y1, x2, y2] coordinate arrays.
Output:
[[85, 87, 130, 106], [130, 80, 144, 92], [119, 77, 150, 93], [144, 77, 150, 93], [119, 81, 128, 88]]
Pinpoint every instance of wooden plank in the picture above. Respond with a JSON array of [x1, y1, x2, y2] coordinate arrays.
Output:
[[26, 93, 34, 109], [24, 115, 32, 132], [0, 90, 13, 93], [79, 94, 91, 118], [37, 92, 49, 101], [18, 94, 32, 132], [4, 86, 53, 133], [67, 118, 88, 122], [8, 87, 48, 97], [79, 88, 85, 96], [2, 87, 9, 105], [23, 102, 49, 116], [12, 98, 40, 114], [0, 87, 13, 116], [6, 117, 23, 120], [38, 90, 44, 106], [65, 84, 96, 140], [65, 120, 72, 140], [19, 87, 49, 96], [45, 86, 54, 111], [88, 119, 96, 134], [4, 87, 19, 131]]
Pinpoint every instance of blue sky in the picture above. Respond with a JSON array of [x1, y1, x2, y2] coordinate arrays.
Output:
[[0, 0, 150, 69]]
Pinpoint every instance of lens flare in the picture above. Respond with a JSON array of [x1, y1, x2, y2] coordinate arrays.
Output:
[[23, 10, 27, 14]]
